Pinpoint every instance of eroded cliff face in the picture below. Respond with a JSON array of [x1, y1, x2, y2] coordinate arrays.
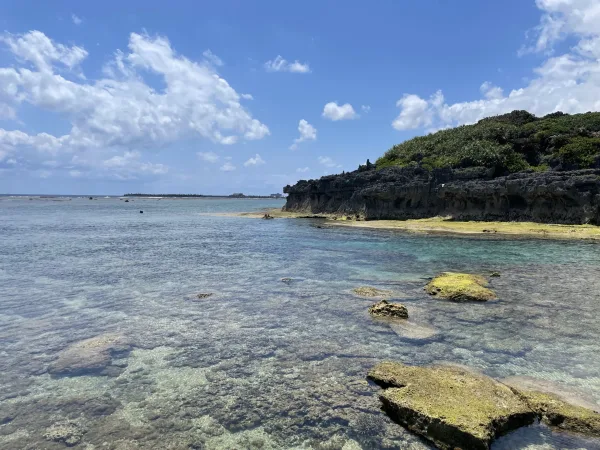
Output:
[[283, 167, 600, 224]]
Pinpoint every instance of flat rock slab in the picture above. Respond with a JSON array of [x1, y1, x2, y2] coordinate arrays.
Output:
[[352, 286, 392, 298], [368, 362, 600, 450], [389, 321, 438, 340], [425, 272, 496, 302], [368, 300, 408, 319], [47, 334, 131, 377], [368, 362, 535, 450]]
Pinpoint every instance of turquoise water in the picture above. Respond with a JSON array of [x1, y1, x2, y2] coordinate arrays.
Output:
[[1, 197, 600, 449]]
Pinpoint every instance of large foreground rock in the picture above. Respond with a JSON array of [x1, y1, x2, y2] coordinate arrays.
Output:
[[367, 362, 536, 450], [368, 362, 600, 450], [368, 300, 408, 319], [425, 272, 496, 302], [47, 334, 131, 377]]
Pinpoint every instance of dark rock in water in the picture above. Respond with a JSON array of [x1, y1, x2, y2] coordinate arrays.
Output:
[[43, 420, 86, 447], [368, 300, 408, 319], [367, 362, 536, 450], [196, 293, 213, 299], [283, 167, 600, 225], [280, 277, 295, 283], [262, 213, 274, 219], [124, 199, 129, 202], [47, 334, 131, 377], [490, 272, 501, 277], [88, 197, 93, 200], [140, 210, 143, 213]]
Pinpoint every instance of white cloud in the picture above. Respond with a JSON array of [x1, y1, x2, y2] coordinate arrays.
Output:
[[0, 31, 269, 178], [318, 156, 342, 169], [220, 161, 236, 171], [71, 14, 82, 26], [264, 55, 311, 73], [322, 102, 358, 121], [241, 93, 253, 100], [392, 1, 600, 131], [244, 153, 265, 166], [296, 167, 309, 173], [290, 119, 317, 150], [197, 151, 219, 163], [361, 105, 371, 113], [202, 49, 223, 67]]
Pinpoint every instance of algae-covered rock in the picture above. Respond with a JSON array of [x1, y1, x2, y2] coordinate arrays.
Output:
[[368, 300, 408, 319], [47, 334, 131, 377], [43, 420, 86, 446], [518, 390, 600, 436], [352, 286, 392, 298], [367, 362, 535, 450], [425, 272, 496, 302]]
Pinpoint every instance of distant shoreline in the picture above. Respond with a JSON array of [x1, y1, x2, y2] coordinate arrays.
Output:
[[124, 194, 284, 199]]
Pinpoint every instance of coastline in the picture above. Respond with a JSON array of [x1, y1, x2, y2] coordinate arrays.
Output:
[[239, 208, 600, 241]]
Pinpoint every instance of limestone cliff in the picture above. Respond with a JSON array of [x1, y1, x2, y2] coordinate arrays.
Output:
[[283, 167, 600, 225]]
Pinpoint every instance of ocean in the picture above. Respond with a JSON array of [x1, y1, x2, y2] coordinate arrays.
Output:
[[1, 196, 599, 449]]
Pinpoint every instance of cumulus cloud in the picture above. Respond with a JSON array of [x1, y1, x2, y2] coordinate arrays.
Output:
[[243, 153, 265, 166], [220, 161, 236, 171], [322, 102, 358, 121], [264, 55, 310, 73], [202, 49, 223, 67], [392, 1, 600, 131], [296, 167, 309, 173], [0, 30, 269, 179], [361, 105, 371, 113], [71, 14, 83, 26], [318, 156, 342, 169], [197, 151, 219, 163], [290, 119, 317, 150]]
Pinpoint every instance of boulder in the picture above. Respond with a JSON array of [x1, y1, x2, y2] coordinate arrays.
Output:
[[352, 286, 392, 298], [196, 293, 214, 299], [47, 334, 131, 377], [425, 272, 496, 302], [367, 362, 536, 450], [368, 300, 408, 319]]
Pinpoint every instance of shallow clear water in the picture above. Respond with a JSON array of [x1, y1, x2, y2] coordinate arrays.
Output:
[[1, 197, 600, 449]]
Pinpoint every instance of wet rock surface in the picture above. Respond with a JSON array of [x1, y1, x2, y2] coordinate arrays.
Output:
[[352, 286, 392, 298], [368, 362, 537, 450], [425, 272, 496, 302], [47, 334, 131, 377], [368, 300, 409, 319], [43, 420, 86, 446], [283, 166, 600, 225]]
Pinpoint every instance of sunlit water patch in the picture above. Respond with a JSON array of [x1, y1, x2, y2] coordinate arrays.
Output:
[[0, 197, 599, 449]]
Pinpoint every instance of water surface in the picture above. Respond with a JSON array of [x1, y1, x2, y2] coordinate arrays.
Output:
[[1, 197, 599, 449]]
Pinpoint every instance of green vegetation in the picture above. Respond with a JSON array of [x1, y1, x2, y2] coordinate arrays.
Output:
[[425, 272, 497, 302], [376, 110, 600, 175]]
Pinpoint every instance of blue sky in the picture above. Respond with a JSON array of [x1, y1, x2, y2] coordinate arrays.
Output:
[[0, 0, 598, 195]]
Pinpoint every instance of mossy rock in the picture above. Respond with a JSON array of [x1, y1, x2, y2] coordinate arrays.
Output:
[[44, 420, 86, 447], [518, 390, 600, 436], [368, 300, 408, 319], [367, 362, 535, 450], [352, 286, 392, 298], [425, 272, 496, 302]]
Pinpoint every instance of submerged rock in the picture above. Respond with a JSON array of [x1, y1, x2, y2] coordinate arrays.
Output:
[[389, 321, 438, 340], [47, 334, 131, 377], [367, 362, 536, 450], [352, 286, 392, 298], [43, 420, 86, 447], [196, 293, 214, 299], [368, 300, 408, 319], [425, 272, 496, 302]]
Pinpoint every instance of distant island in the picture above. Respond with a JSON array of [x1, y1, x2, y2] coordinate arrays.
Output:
[[284, 110, 600, 225], [124, 193, 284, 199]]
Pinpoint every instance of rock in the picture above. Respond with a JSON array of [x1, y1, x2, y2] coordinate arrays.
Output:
[[283, 166, 600, 225], [489, 272, 501, 277], [124, 199, 129, 202], [196, 293, 214, 299], [517, 390, 600, 436], [43, 420, 86, 447], [368, 300, 408, 319], [389, 321, 437, 340], [262, 213, 274, 220], [425, 272, 496, 302], [352, 286, 392, 298], [47, 334, 131, 377], [140, 210, 143, 214], [367, 362, 536, 450]]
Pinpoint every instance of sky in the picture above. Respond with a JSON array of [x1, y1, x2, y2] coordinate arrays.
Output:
[[0, 0, 599, 195]]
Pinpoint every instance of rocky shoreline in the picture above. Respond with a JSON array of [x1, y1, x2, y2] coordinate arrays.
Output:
[[283, 167, 600, 225]]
